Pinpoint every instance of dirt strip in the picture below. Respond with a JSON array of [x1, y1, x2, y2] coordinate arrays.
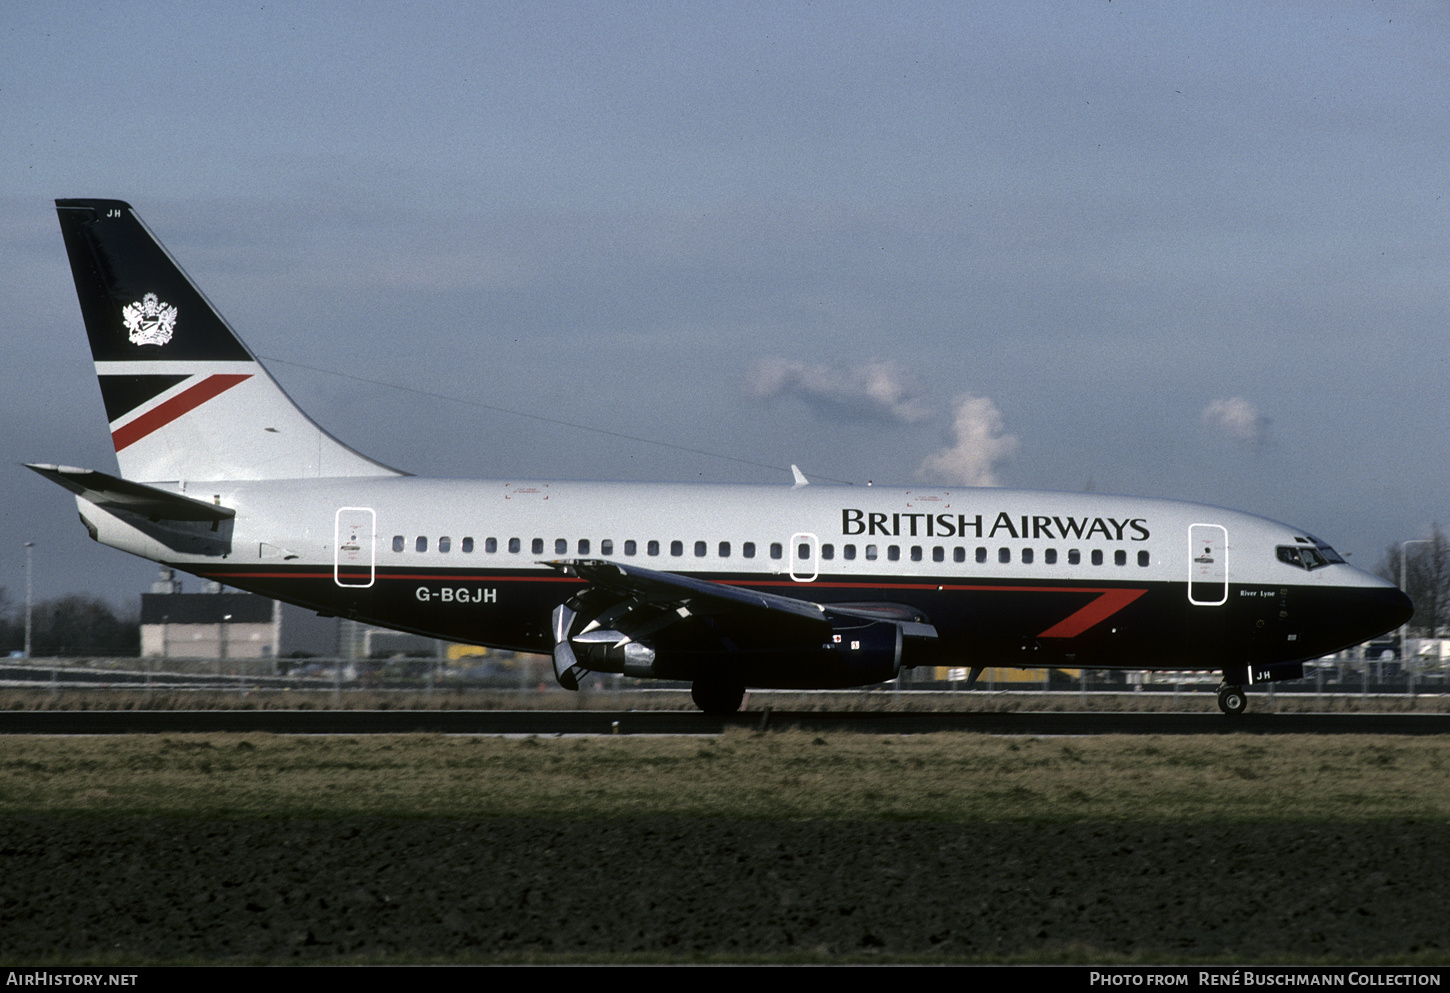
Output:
[[0, 817, 1445, 962]]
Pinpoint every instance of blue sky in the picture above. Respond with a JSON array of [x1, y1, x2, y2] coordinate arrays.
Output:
[[2, 2, 1447, 606]]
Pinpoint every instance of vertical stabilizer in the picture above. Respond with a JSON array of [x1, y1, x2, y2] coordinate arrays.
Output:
[[54, 199, 401, 482]]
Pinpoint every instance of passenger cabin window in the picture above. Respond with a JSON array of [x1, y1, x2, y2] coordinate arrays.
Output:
[[416, 536, 428, 553], [578, 539, 590, 555], [976, 547, 987, 564], [695, 541, 707, 557], [998, 548, 1009, 564], [392, 536, 404, 553], [1044, 548, 1057, 564], [865, 544, 878, 560], [532, 538, 544, 555], [648, 540, 660, 556], [555, 538, 567, 555], [485, 537, 497, 553], [933, 546, 944, 563], [601, 539, 613, 556], [821, 544, 834, 560], [670, 540, 683, 556], [887, 545, 900, 562], [509, 538, 521, 554], [718, 541, 730, 557], [1115, 549, 1126, 566], [770, 543, 783, 560], [439, 536, 451, 553], [624, 540, 637, 556], [1138, 550, 1150, 567], [1068, 549, 1080, 565], [953, 547, 965, 563], [743, 542, 756, 558], [844, 544, 857, 560], [462, 537, 474, 553], [1021, 548, 1033, 564], [1091, 550, 1103, 566], [910, 546, 922, 562]]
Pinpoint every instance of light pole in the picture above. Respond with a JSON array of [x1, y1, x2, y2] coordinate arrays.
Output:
[[1400, 538, 1432, 673], [218, 613, 232, 686], [23, 542, 33, 660]]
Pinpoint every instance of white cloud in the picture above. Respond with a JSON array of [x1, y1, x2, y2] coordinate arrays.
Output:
[[916, 394, 1017, 487], [747, 357, 930, 425], [1201, 397, 1270, 450]]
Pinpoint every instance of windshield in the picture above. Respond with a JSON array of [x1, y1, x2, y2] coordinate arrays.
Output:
[[1305, 534, 1346, 564], [1277, 538, 1344, 571]]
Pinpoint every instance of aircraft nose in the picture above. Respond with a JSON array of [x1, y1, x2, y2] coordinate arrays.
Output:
[[1362, 585, 1414, 639]]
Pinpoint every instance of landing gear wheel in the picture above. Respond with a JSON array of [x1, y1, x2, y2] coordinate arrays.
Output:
[[1217, 684, 1248, 716], [691, 677, 745, 716]]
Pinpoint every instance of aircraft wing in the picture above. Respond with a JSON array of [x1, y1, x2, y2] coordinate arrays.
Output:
[[542, 558, 937, 689], [549, 558, 828, 619]]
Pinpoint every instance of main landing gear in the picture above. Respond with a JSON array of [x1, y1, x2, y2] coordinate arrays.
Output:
[[691, 676, 746, 716], [1217, 683, 1248, 716]]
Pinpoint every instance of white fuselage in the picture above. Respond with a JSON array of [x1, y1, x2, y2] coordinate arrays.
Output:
[[75, 474, 1406, 683]]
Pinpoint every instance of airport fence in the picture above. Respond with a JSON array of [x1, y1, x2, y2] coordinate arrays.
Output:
[[1, 653, 1448, 711]]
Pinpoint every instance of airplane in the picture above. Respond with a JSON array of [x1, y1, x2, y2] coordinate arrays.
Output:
[[31, 198, 1413, 716]]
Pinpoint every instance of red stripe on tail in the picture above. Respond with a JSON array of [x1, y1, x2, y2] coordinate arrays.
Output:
[[111, 374, 252, 452]]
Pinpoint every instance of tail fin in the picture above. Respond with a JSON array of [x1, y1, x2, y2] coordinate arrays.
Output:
[[54, 199, 401, 483]]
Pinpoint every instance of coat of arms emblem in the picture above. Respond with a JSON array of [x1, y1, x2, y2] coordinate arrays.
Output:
[[121, 292, 178, 346]]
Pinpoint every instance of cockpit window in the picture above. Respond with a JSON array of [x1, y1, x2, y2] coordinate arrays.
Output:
[[1303, 535, 1346, 564], [1278, 545, 1330, 571]]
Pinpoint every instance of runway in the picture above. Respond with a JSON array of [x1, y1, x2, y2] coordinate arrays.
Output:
[[1, 708, 1447, 735]]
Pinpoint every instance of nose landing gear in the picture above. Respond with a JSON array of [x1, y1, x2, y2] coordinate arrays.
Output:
[[1217, 683, 1248, 716]]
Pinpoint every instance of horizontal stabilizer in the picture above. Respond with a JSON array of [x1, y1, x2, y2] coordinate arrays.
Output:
[[25, 464, 235, 523]]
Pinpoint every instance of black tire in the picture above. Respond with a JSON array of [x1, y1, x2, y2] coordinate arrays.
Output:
[[691, 677, 745, 715], [1217, 684, 1248, 716]]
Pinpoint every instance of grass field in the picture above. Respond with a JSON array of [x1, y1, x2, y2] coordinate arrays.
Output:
[[2, 731, 1448, 964], [1, 730, 1445, 822]]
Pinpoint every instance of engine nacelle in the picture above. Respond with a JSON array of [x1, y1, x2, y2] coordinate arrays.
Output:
[[549, 596, 940, 691], [824, 615, 905, 684]]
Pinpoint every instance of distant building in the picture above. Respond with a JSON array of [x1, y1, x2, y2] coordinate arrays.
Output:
[[338, 618, 442, 659], [139, 569, 338, 660], [1406, 638, 1450, 663]]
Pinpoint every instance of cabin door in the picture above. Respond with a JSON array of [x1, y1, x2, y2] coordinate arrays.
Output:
[[335, 507, 376, 588], [1188, 523, 1228, 606]]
